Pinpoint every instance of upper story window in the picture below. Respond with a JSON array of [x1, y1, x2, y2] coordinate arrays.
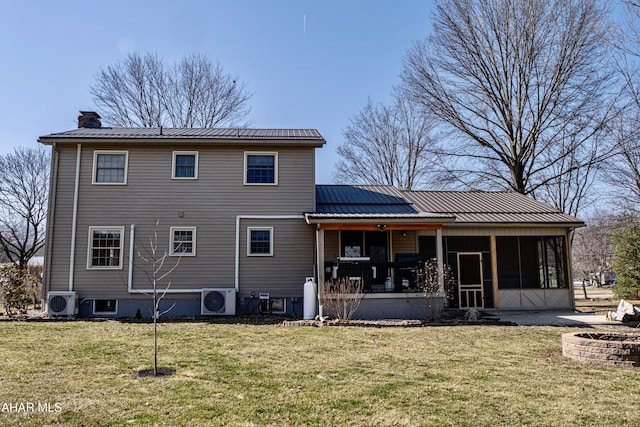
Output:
[[93, 151, 128, 185], [247, 227, 274, 256], [87, 227, 124, 269], [170, 227, 196, 256], [172, 151, 198, 179], [244, 152, 278, 185]]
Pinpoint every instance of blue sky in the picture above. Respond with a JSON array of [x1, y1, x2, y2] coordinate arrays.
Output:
[[0, 0, 433, 183]]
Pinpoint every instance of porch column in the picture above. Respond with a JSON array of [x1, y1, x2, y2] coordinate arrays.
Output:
[[315, 227, 325, 316], [490, 235, 499, 308], [436, 228, 444, 296], [316, 227, 325, 286], [565, 229, 575, 310]]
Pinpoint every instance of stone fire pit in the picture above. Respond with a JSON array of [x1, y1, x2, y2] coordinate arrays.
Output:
[[562, 332, 640, 367]]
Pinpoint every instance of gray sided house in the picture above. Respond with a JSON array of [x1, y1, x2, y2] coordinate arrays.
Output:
[[39, 112, 584, 319], [39, 112, 324, 318]]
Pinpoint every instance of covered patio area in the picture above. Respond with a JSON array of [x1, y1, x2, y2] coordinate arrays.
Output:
[[306, 185, 583, 319]]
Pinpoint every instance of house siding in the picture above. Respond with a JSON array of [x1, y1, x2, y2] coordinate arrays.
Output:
[[391, 230, 418, 257], [324, 230, 340, 260], [47, 145, 78, 293], [238, 218, 314, 298], [46, 142, 316, 301]]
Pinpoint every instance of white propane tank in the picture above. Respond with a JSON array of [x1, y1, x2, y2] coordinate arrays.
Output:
[[303, 277, 317, 320]]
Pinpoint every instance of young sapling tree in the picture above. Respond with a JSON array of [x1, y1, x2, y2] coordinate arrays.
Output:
[[135, 220, 182, 376]]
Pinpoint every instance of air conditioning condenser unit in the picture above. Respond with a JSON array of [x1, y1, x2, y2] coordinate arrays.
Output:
[[47, 291, 78, 317], [201, 288, 236, 315]]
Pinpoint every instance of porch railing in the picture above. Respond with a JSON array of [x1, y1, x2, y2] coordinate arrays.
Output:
[[324, 260, 422, 293]]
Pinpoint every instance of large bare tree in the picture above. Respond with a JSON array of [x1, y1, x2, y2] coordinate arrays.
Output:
[[606, 1, 640, 211], [91, 52, 252, 128], [536, 124, 611, 217], [335, 91, 436, 190], [605, 113, 640, 210], [401, 0, 615, 205], [0, 146, 50, 270]]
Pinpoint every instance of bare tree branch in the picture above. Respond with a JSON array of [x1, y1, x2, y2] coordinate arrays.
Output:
[[0, 146, 49, 269], [401, 0, 616, 211], [91, 52, 252, 128], [606, 1, 640, 211], [335, 90, 437, 190]]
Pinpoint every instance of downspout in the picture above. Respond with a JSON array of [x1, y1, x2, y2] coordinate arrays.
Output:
[[128, 224, 135, 293], [43, 142, 59, 297], [235, 215, 241, 292], [68, 144, 81, 292]]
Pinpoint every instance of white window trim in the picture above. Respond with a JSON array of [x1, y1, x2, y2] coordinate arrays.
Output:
[[247, 226, 274, 256], [172, 151, 199, 180], [93, 299, 118, 315], [243, 151, 278, 185], [87, 226, 125, 270], [169, 226, 197, 257], [92, 150, 129, 185]]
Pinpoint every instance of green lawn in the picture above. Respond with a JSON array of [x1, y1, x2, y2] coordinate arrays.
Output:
[[0, 321, 638, 426]]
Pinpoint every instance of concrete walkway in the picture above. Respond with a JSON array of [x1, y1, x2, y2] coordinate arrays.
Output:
[[487, 310, 617, 327]]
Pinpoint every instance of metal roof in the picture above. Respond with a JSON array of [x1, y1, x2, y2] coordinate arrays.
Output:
[[402, 191, 559, 213], [39, 127, 325, 144], [311, 186, 583, 226], [401, 190, 583, 225], [315, 185, 418, 215]]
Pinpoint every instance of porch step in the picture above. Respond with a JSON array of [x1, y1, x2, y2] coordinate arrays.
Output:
[[441, 309, 517, 326]]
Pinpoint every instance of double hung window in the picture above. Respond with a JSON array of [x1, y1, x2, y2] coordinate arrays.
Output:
[[93, 151, 128, 184], [172, 151, 198, 179], [170, 227, 196, 256], [245, 152, 278, 185], [88, 227, 124, 269], [247, 227, 273, 256]]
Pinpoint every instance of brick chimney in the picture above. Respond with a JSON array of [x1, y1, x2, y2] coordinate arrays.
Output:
[[78, 111, 102, 128]]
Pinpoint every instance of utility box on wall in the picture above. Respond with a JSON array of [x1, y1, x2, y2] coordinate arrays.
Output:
[[259, 293, 270, 313]]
